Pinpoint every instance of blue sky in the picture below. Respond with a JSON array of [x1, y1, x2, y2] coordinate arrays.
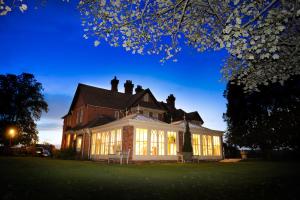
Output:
[[0, 1, 228, 146]]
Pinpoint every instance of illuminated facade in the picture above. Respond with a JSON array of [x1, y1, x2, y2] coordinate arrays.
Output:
[[61, 77, 223, 162]]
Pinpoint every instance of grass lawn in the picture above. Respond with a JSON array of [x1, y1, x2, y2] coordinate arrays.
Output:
[[1, 157, 299, 200]]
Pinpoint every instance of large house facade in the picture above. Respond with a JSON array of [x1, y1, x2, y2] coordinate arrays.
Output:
[[61, 77, 223, 162]]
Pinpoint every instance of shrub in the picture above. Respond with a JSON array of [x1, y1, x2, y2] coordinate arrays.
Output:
[[54, 148, 76, 160]]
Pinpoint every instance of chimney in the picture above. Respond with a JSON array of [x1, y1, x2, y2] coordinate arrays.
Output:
[[111, 76, 119, 92], [166, 94, 176, 108], [135, 85, 143, 94], [124, 80, 134, 95]]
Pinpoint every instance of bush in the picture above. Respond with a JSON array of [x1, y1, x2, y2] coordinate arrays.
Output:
[[53, 148, 76, 160]]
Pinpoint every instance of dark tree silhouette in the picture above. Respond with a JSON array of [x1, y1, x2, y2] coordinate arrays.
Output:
[[224, 75, 300, 157], [182, 121, 193, 153], [0, 73, 48, 145]]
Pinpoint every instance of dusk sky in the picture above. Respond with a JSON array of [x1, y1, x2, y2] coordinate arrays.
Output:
[[0, 1, 228, 146]]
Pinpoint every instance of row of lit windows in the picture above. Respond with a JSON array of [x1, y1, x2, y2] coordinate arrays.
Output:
[[91, 129, 122, 155], [193, 135, 221, 156], [135, 128, 177, 156]]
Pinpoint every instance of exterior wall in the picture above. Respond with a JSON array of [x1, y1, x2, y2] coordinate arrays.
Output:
[[122, 126, 134, 161]]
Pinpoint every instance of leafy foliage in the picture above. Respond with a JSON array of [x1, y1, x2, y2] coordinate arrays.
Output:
[[78, 0, 300, 91], [2, 1, 299, 91], [224, 75, 300, 155], [0, 73, 48, 145], [182, 121, 193, 152]]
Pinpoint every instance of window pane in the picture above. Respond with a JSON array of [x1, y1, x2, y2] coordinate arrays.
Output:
[[213, 136, 221, 156], [135, 128, 148, 155], [158, 131, 165, 155], [207, 135, 212, 156], [167, 131, 176, 155], [193, 134, 201, 156], [116, 129, 122, 152], [91, 133, 96, 155], [76, 137, 82, 152], [151, 130, 158, 155], [110, 130, 115, 154], [202, 135, 207, 156]]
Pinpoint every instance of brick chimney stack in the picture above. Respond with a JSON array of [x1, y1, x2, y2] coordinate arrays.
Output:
[[124, 80, 134, 95], [135, 85, 143, 94], [166, 94, 176, 108], [111, 76, 119, 92]]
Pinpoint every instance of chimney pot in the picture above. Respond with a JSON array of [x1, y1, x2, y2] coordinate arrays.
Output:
[[111, 76, 119, 92], [124, 80, 134, 95], [135, 85, 143, 94], [166, 94, 176, 108]]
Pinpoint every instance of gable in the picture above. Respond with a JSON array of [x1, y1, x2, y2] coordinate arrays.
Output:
[[126, 89, 166, 111]]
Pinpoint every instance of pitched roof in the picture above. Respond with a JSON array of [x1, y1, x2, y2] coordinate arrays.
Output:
[[64, 84, 165, 117], [160, 102, 204, 124]]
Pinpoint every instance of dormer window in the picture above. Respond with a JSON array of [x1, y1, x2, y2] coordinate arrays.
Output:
[[143, 93, 149, 102]]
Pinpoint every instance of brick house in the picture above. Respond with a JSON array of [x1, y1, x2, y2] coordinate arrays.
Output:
[[61, 77, 223, 161]]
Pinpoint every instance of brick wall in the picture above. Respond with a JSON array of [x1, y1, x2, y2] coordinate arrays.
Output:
[[122, 126, 134, 161]]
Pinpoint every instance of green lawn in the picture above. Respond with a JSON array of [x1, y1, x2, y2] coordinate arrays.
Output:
[[0, 157, 299, 200]]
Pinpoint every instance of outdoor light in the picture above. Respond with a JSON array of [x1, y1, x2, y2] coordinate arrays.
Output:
[[8, 128, 16, 146]]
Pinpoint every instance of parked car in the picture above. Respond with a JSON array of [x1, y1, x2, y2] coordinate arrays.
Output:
[[35, 147, 51, 157]]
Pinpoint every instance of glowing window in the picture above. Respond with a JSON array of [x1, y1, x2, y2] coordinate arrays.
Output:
[[192, 134, 201, 156], [158, 131, 165, 155], [96, 133, 101, 155], [110, 130, 115, 154], [202, 135, 207, 156], [91, 133, 96, 155], [66, 134, 71, 148], [213, 136, 221, 156], [151, 130, 158, 155], [167, 131, 176, 155], [207, 135, 212, 156], [135, 128, 148, 155], [76, 136, 82, 152], [202, 135, 213, 156], [151, 130, 165, 155], [116, 129, 122, 152]]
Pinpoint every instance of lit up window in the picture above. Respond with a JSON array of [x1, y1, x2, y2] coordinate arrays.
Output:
[[135, 128, 148, 155], [91, 129, 122, 156], [96, 133, 101, 155], [100, 132, 109, 155], [192, 134, 201, 156], [213, 136, 221, 156], [202, 135, 213, 156], [91, 133, 96, 155], [167, 131, 176, 155], [110, 130, 115, 154], [151, 130, 164, 156], [202, 135, 207, 156], [207, 135, 212, 155], [76, 136, 82, 152], [66, 134, 71, 148], [116, 129, 122, 152], [158, 131, 165, 155], [151, 130, 158, 155]]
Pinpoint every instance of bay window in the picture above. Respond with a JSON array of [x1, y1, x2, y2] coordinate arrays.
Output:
[[135, 128, 148, 155], [192, 134, 201, 156], [167, 131, 176, 155], [213, 136, 221, 156]]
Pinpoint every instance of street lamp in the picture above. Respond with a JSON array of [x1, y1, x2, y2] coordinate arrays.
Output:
[[8, 128, 16, 146]]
